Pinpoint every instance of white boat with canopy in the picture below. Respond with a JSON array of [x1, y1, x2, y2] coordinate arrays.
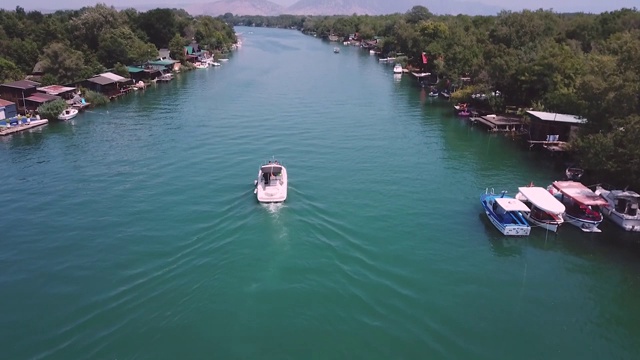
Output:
[[254, 159, 287, 203], [516, 186, 566, 232]]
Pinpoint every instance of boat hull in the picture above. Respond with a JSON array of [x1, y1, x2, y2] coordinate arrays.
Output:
[[601, 207, 640, 231], [524, 213, 561, 232], [563, 213, 602, 232], [481, 194, 531, 236], [58, 109, 78, 121]]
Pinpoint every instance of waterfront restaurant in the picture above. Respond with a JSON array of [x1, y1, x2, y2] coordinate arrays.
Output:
[[0, 80, 41, 114], [526, 111, 586, 151]]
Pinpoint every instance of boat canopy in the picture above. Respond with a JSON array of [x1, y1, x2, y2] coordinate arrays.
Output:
[[261, 165, 282, 174], [518, 187, 566, 215], [609, 189, 640, 200], [495, 197, 530, 212], [552, 181, 608, 206]]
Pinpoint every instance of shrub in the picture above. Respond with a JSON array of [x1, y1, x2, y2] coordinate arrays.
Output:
[[37, 99, 68, 120], [82, 88, 109, 107]]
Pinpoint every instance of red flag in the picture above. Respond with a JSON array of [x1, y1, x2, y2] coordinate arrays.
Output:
[[422, 52, 428, 64]]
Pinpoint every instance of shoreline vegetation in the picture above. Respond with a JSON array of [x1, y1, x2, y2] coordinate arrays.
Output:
[[0, 4, 237, 120], [1, 5, 638, 190], [223, 7, 640, 191]]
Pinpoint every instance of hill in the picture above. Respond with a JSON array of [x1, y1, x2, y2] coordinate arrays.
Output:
[[185, 0, 284, 16]]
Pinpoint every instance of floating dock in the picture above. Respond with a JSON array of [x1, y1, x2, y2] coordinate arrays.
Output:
[[0, 119, 48, 136]]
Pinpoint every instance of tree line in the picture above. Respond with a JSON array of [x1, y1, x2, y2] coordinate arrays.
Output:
[[226, 7, 640, 190], [0, 4, 237, 86]]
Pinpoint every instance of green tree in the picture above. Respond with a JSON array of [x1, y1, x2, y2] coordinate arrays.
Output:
[[70, 3, 125, 50], [113, 62, 129, 78], [169, 33, 187, 63], [41, 42, 86, 84], [0, 57, 24, 83]]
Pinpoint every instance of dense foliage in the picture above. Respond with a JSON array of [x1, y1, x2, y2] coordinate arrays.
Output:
[[0, 4, 237, 85], [37, 99, 67, 120], [225, 7, 640, 189]]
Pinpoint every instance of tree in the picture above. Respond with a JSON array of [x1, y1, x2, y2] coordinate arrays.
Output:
[[70, 4, 125, 50], [113, 62, 129, 78], [97, 27, 157, 67], [169, 33, 187, 63], [0, 57, 24, 83], [138, 8, 180, 48], [40, 42, 86, 84], [406, 6, 432, 24]]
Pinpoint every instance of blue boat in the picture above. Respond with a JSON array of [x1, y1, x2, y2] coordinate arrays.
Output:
[[481, 189, 531, 236]]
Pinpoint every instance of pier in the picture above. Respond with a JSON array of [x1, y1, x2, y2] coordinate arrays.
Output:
[[0, 119, 48, 136]]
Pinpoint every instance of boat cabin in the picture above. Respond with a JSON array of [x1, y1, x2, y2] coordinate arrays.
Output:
[[490, 198, 530, 224], [261, 164, 282, 185], [609, 190, 640, 216]]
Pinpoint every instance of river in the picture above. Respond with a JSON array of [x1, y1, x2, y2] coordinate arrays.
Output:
[[1, 26, 639, 359]]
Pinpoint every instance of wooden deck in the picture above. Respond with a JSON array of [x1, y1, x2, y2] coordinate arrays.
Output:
[[0, 119, 48, 136]]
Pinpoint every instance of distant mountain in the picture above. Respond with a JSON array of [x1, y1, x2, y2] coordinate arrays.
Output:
[[285, 0, 506, 16], [185, 0, 284, 16], [285, 0, 376, 15]]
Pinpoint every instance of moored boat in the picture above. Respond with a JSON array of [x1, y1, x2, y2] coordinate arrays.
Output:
[[565, 167, 584, 181], [254, 159, 288, 203], [547, 181, 607, 232], [393, 64, 403, 74], [58, 108, 78, 121], [428, 89, 439, 97], [481, 189, 531, 236], [595, 186, 640, 231], [333, 47, 340, 53], [516, 185, 566, 232]]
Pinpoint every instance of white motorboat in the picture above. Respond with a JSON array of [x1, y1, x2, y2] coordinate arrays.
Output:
[[547, 181, 607, 232], [212, 62, 221, 66], [516, 185, 566, 232], [254, 159, 288, 203], [595, 186, 640, 231], [58, 108, 78, 121], [194, 62, 208, 69], [393, 64, 403, 74], [334, 47, 340, 53]]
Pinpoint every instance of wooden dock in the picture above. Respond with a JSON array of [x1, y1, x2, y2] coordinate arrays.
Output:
[[0, 119, 48, 136], [471, 114, 526, 132]]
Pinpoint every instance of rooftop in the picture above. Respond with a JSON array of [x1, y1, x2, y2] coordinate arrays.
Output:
[[86, 76, 116, 86], [37, 85, 76, 95], [127, 66, 145, 73], [99, 72, 128, 82], [147, 59, 178, 66], [1, 79, 41, 90], [24, 93, 61, 103], [0, 98, 15, 107], [527, 111, 587, 124]]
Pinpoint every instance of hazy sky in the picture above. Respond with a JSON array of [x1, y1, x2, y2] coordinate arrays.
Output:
[[1, 0, 638, 13]]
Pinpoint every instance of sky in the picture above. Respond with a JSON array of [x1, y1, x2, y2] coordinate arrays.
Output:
[[1, 0, 638, 13]]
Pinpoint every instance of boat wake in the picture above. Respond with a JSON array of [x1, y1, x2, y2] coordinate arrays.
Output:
[[262, 202, 285, 215]]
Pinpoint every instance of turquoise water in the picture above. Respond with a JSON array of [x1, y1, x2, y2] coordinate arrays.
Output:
[[1, 27, 640, 359]]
